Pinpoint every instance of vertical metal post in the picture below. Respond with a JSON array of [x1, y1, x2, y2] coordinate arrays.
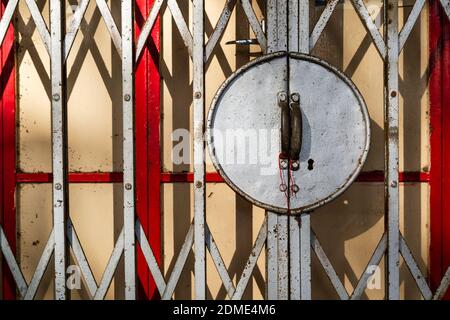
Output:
[[266, 0, 290, 301], [276, 0, 289, 301], [0, 0, 17, 300], [135, 0, 162, 299], [266, 214, 278, 299], [298, 0, 311, 301], [384, 0, 400, 300], [193, 0, 206, 300], [265, 0, 278, 294], [288, 0, 301, 300], [50, 0, 68, 300], [266, 0, 278, 51], [122, 0, 136, 300]]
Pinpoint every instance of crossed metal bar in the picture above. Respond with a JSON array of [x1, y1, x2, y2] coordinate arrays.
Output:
[[0, 0, 450, 300]]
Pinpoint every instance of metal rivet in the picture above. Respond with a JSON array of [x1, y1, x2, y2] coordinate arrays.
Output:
[[391, 91, 397, 98], [124, 94, 131, 102], [53, 94, 60, 101], [390, 181, 398, 188], [55, 183, 62, 190], [278, 92, 287, 102], [194, 92, 202, 99], [280, 159, 288, 169], [291, 161, 300, 170], [292, 184, 300, 193], [279, 184, 288, 192], [195, 181, 203, 189], [125, 183, 132, 190], [291, 93, 300, 103]]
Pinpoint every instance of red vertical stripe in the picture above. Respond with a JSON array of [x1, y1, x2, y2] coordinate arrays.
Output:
[[430, 0, 450, 299], [0, 0, 16, 300], [135, 0, 161, 300]]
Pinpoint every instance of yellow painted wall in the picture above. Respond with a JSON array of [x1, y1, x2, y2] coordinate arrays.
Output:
[[10, 0, 430, 299]]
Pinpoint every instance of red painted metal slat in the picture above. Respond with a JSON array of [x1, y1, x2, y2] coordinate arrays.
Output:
[[16, 171, 430, 184], [135, 0, 161, 300], [160, 171, 429, 183], [0, 0, 16, 300], [15, 172, 123, 183], [430, 0, 450, 299]]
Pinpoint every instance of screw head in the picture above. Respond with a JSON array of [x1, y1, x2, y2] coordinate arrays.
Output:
[[280, 159, 288, 169], [195, 181, 203, 189], [124, 94, 131, 102], [194, 92, 202, 99], [55, 183, 62, 190], [125, 183, 132, 190], [278, 92, 287, 102], [53, 94, 60, 101], [291, 93, 300, 103], [390, 181, 398, 188]]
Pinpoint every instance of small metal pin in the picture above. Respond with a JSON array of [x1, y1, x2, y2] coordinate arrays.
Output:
[[194, 92, 202, 99], [55, 183, 62, 190], [280, 159, 289, 169], [279, 184, 288, 192], [53, 94, 60, 101], [390, 181, 398, 188], [291, 93, 300, 103], [124, 94, 131, 102], [291, 161, 300, 170], [292, 184, 300, 193], [125, 183, 132, 190]]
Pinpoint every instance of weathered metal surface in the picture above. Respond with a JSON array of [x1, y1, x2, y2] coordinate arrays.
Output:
[[50, 0, 68, 300], [385, 0, 400, 300], [25, 0, 51, 55], [309, 0, 339, 51], [207, 53, 370, 214], [265, 0, 287, 301], [64, 0, 90, 60], [310, 230, 349, 300], [0, 0, 18, 47], [351, 0, 386, 58], [97, 0, 122, 58], [193, 0, 206, 300], [350, 233, 387, 300], [297, 0, 311, 300], [399, 0, 426, 52], [122, 0, 136, 300], [399, 234, 433, 300], [288, 53, 371, 212]]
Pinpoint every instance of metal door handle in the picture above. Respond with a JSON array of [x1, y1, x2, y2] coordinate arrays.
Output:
[[289, 93, 302, 161], [278, 92, 290, 158]]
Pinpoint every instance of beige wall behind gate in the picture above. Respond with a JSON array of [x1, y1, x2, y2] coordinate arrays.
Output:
[[12, 0, 430, 299]]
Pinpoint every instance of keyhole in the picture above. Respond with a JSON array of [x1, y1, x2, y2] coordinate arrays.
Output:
[[308, 159, 314, 171]]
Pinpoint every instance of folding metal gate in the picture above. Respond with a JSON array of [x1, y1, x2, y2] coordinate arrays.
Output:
[[0, 0, 450, 300]]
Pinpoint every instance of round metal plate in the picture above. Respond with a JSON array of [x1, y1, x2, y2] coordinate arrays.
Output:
[[206, 52, 370, 214]]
